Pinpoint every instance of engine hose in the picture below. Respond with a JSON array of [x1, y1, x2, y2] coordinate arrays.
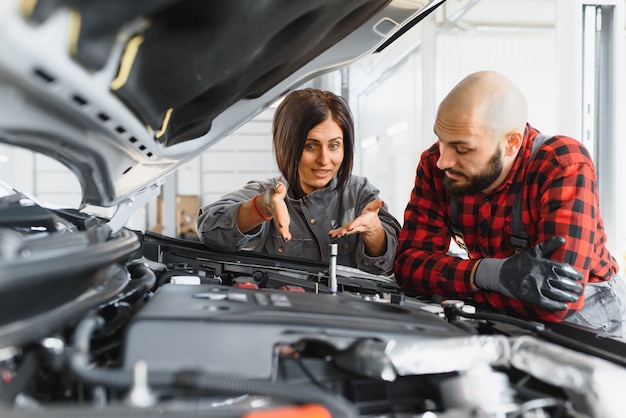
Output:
[[103, 262, 157, 307], [90, 263, 156, 340], [69, 315, 358, 418], [92, 301, 134, 341], [128, 262, 157, 292], [69, 315, 151, 389]]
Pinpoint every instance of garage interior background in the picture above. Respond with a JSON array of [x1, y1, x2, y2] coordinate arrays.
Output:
[[1, 0, 625, 271]]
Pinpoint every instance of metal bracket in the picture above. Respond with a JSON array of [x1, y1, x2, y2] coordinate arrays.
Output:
[[108, 178, 164, 235]]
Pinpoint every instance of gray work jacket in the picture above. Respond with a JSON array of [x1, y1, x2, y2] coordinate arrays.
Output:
[[196, 175, 401, 275]]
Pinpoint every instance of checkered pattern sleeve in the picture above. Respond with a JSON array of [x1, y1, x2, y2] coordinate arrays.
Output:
[[394, 144, 479, 298]]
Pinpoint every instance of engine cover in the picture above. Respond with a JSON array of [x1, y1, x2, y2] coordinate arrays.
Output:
[[122, 283, 464, 379]]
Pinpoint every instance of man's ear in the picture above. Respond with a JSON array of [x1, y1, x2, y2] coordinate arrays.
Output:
[[505, 130, 523, 156]]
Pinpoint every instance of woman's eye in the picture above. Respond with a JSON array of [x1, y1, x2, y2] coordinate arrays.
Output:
[[456, 147, 469, 154], [329, 143, 340, 150]]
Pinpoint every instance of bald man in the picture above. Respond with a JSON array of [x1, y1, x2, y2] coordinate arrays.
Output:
[[394, 71, 625, 336]]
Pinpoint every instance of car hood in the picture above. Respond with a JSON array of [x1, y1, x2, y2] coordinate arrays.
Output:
[[0, 0, 443, 209]]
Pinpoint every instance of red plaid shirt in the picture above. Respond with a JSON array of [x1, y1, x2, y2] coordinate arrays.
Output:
[[394, 124, 619, 322]]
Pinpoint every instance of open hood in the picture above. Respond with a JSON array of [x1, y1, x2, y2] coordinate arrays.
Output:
[[0, 0, 443, 208]]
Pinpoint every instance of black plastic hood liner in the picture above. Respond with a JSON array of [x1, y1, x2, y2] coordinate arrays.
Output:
[[28, 0, 391, 147]]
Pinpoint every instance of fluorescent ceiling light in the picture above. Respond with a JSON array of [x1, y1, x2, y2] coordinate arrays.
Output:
[[386, 121, 408, 136], [361, 136, 378, 149]]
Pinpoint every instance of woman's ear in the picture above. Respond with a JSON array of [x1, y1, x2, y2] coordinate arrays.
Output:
[[505, 130, 523, 156]]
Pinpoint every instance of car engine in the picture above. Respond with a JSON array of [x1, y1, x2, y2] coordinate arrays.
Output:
[[1, 192, 626, 418]]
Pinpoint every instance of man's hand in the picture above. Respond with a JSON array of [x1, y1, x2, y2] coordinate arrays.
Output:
[[475, 236, 584, 311]]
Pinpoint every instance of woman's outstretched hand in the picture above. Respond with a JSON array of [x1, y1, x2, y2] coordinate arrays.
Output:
[[328, 199, 386, 256], [265, 182, 291, 242], [329, 199, 384, 238]]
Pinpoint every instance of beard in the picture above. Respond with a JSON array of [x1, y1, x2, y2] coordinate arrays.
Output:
[[443, 146, 503, 197]]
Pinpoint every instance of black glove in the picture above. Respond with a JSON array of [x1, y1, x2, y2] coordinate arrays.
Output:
[[475, 236, 584, 311]]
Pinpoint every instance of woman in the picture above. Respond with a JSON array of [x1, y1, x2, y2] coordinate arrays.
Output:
[[196, 88, 400, 274]]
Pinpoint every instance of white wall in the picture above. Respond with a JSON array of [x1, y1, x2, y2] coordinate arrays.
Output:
[[197, 108, 278, 207]]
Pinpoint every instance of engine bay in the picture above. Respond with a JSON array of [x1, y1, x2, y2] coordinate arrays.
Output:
[[1, 202, 626, 417]]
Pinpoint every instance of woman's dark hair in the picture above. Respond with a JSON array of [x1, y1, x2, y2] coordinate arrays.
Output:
[[272, 88, 354, 199]]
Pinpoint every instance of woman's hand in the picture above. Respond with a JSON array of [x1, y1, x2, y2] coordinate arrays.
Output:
[[264, 182, 291, 242], [328, 199, 387, 256], [237, 182, 290, 239]]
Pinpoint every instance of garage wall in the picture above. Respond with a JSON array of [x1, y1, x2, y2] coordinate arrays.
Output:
[[197, 109, 277, 207]]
